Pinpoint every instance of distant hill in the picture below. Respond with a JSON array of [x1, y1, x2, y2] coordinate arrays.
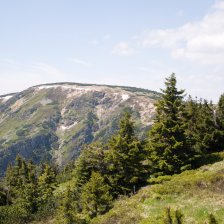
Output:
[[0, 83, 160, 175]]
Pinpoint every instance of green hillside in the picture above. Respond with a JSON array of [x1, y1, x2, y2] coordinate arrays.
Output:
[[92, 156, 224, 224]]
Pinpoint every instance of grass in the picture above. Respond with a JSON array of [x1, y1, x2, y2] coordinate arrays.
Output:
[[92, 158, 224, 224]]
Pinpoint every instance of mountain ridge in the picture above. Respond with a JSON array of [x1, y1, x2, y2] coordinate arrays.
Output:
[[0, 82, 161, 99], [0, 82, 159, 175]]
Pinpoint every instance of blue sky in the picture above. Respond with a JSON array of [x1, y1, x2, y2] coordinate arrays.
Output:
[[0, 0, 223, 102]]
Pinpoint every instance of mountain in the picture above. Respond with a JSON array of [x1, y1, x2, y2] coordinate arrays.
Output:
[[0, 83, 159, 175]]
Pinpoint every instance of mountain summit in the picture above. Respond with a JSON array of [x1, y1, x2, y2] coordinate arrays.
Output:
[[0, 83, 159, 174]]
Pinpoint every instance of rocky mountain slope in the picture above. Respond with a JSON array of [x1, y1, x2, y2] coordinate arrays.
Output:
[[0, 83, 159, 175]]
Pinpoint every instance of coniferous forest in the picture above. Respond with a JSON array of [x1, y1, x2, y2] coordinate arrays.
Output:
[[0, 74, 224, 223]]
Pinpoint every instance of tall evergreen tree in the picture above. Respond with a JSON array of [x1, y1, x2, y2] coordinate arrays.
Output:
[[37, 163, 57, 208], [4, 156, 38, 214], [215, 94, 224, 151], [56, 187, 79, 224], [216, 94, 224, 129], [148, 74, 195, 176], [81, 172, 112, 220], [73, 142, 107, 191], [186, 98, 224, 153], [106, 112, 147, 196]]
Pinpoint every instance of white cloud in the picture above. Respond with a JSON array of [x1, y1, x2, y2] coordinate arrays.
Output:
[[140, 0, 224, 64], [213, 0, 224, 10], [70, 58, 92, 66], [112, 42, 135, 56]]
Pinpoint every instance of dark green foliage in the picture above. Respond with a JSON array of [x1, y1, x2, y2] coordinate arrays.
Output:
[[208, 213, 218, 224], [185, 97, 224, 154], [164, 207, 172, 224], [0, 190, 7, 206], [56, 187, 78, 224], [106, 112, 148, 196], [215, 94, 224, 152], [37, 163, 57, 209], [1, 156, 58, 223], [81, 172, 112, 220], [163, 208, 183, 224], [216, 94, 224, 129], [0, 204, 30, 224], [173, 209, 183, 224], [73, 142, 107, 191], [1, 156, 40, 222], [5, 155, 37, 206], [148, 74, 195, 175], [67, 112, 147, 220]]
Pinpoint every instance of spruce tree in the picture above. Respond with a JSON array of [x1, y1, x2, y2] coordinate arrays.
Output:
[[81, 172, 112, 219], [185, 96, 200, 152], [195, 100, 217, 153], [4, 156, 39, 215], [185, 95, 224, 155], [5, 163, 16, 204], [73, 142, 107, 190], [148, 74, 194, 175], [0, 188, 7, 206], [37, 163, 57, 209], [106, 112, 147, 196], [215, 94, 224, 151], [217, 94, 224, 129], [56, 187, 78, 224]]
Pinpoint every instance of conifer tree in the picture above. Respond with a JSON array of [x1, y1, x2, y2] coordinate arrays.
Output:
[[215, 93, 224, 151], [37, 163, 57, 208], [14, 155, 23, 189], [106, 112, 147, 196], [185, 95, 224, 154], [195, 100, 217, 152], [21, 161, 38, 214], [5, 163, 16, 204], [217, 94, 224, 129], [148, 74, 194, 175], [74, 142, 107, 190], [56, 187, 78, 224], [5, 156, 39, 214], [5, 155, 29, 202], [18, 181, 38, 214], [0, 188, 7, 206], [81, 172, 112, 219], [185, 96, 200, 151]]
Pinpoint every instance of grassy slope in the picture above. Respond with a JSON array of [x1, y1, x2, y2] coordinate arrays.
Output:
[[92, 158, 224, 224]]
